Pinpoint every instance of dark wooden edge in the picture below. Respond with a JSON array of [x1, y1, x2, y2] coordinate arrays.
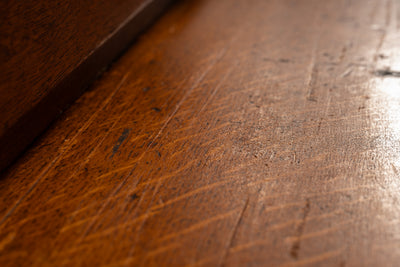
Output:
[[0, 0, 174, 173]]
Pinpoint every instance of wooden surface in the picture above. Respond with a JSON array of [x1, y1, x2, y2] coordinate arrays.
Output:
[[0, 0, 173, 172], [1, 0, 400, 266]]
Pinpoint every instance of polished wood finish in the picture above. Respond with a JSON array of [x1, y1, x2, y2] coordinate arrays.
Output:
[[1, 0, 400, 265], [0, 0, 173, 172]]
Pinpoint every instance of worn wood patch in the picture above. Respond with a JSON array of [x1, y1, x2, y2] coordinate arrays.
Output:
[[1, 0, 400, 266]]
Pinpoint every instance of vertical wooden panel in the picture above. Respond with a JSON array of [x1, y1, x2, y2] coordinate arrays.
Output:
[[0, 0, 173, 172]]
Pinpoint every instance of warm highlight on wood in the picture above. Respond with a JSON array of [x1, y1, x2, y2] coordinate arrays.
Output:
[[1, 0, 400, 266], [0, 0, 173, 171]]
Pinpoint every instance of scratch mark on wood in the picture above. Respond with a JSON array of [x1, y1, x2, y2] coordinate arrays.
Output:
[[282, 248, 343, 267], [391, 163, 399, 175], [340, 67, 353, 77], [0, 155, 60, 226], [373, 0, 390, 63], [149, 47, 228, 148], [305, 43, 318, 102], [78, 167, 136, 241], [0, 72, 131, 227], [219, 196, 250, 267], [158, 209, 238, 242], [125, 50, 234, 264], [197, 61, 237, 116], [228, 206, 355, 254], [286, 220, 352, 243], [374, 31, 387, 62], [290, 199, 310, 259], [121, 243, 181, 266], [78, 211, 158, 242], [145, 243, 180, 258], [151, 180, 232, 211], [110, 128, 131, 159], [61, 113, 125, 188]]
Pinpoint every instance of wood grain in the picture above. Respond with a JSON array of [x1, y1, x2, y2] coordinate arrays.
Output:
[[0, 0, 173, 172], [1, 0, 400, 266]]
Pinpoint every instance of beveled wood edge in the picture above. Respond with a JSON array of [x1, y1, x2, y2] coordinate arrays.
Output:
[[0, 0, 174, 173]]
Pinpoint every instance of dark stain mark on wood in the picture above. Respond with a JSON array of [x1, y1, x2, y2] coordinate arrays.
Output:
[[130, 193, 139, 201], [279, 58, 290, 63], [317, 117, 323, 133], [374, 68, 400, 77], [152, 107, 161, 112], [142, 87, 150, 92], [290, 199, 311, 259], [110, 128, 131, 159], [378, 53, 388, 59], [156, 151, 161, 157]]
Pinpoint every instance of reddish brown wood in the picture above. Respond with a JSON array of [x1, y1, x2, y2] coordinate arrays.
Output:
[[1, 0, 400, 266], [0, 0, 173, 172]]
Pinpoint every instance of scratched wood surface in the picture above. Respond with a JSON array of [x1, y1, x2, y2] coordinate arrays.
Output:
[[0, 0, 172, 171], [1, 0, 400, 266]]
